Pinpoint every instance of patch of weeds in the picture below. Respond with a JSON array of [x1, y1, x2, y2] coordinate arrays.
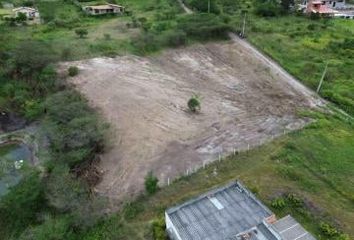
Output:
[[145, 171, 159, 195], [271, 197, 286, 209], [123, 202, 145, 220], [320, 222, 339, 237], [318, 222, 351, 239], [277, 165, 301, 181], [287, 193, 304, 208], [152, 217, 167, 240]]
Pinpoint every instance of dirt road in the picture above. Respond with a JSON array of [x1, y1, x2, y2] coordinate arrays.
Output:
[[65, 42, 323, 206], [177, 0, 193, 14]]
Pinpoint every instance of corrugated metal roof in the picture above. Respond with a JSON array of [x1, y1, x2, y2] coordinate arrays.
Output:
[[271, 215, 316, 240], [166, 181, 273, 240]]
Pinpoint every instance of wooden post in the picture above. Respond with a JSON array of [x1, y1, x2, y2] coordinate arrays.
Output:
[[317, 62, 328, 93], [241, 13, 247, 37]]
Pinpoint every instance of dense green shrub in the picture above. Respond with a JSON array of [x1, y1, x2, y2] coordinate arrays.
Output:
[[151, 21, 173, 32], [0, 171, 46, 238], [24, 99, 43, 120], [329, 38, 354, 51], [310, 12, 321, 20], [131, 33, 159, 54], [177, 13, 232, 40], [16, 12, 27, 22], [219, 0, 239, 14], [161, 30, 187, 47], [286, 194, 303, 207], [145, 171, 159, 195], [68, 66, 79, 77], [319, 222, 339, 237], [9, 40, 57, 79], [188, 95, 201, 112], [271, 197, 286, 209], [19, 216, 74, 240], [75, 28, 88, 38], [154, 10, 177, 21], [254, 0, 280, 17], [44, 90, 105, 167], [307, 23, 316, 31], [188, 0, 220, 14]]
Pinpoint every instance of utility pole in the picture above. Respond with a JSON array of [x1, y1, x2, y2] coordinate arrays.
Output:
[[316, 62, 328, 93], [241, 12, 247, 38]]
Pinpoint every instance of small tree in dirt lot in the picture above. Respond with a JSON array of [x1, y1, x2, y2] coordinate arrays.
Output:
[[145, 171, 159, 195], [68, 66, 79, 77], [188, 95, 201, 113], [75, 28, 88, 38]]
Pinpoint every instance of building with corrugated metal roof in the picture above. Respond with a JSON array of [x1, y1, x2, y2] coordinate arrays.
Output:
[[165, 181, 316, 240]]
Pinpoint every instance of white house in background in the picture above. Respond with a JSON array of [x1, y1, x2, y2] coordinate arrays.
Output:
[[12, 7, 40, 20], [83, 4, 125, 15]]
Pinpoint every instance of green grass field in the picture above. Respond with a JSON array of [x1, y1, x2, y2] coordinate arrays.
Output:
[[245, 16, 354, 115]]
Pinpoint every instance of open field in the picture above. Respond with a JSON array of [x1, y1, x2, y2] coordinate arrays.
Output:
[[65, 40, 323, 204]]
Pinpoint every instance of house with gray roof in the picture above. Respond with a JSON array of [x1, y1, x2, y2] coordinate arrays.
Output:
[[165, 181, 316, 240]]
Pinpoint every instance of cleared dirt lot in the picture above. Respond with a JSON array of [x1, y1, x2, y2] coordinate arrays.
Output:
[[66, 40, 322, 204]]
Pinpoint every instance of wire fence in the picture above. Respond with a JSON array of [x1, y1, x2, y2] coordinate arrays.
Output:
[[164, 127, 297, 186]]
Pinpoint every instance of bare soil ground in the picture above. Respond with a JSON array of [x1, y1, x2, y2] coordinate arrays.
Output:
[[64, 41, 323, 205]]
